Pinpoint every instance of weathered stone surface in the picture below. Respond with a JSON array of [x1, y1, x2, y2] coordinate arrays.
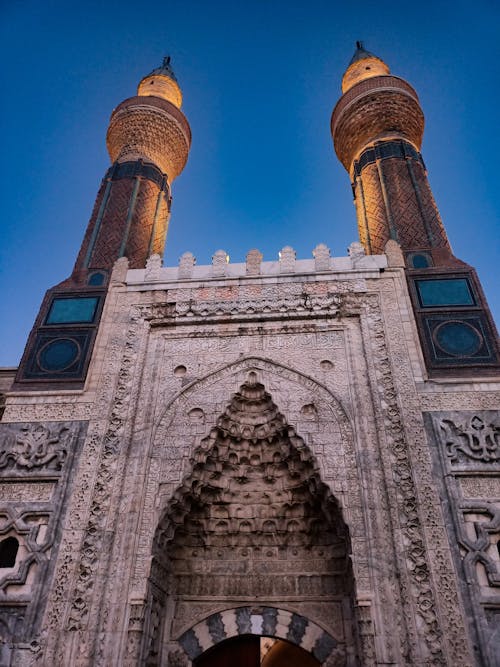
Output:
[[3, 251, 497, 666], [3, 50, 500, 667]]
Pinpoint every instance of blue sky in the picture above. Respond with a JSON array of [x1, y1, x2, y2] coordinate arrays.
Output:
[[1, 0, 499, 366]]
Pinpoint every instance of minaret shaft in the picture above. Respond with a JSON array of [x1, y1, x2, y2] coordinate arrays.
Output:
[[70, 65, 190, 280], [72, 160, 171, 277], [352, 139, 450, 254], [332, 59, 452, 258], [14, 57, 190, 389], [332, 44, 499, 376]]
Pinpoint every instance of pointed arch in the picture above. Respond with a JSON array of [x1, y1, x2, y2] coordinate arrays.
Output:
[[138, 370, 358, 665], [153, 355, 353, 452]]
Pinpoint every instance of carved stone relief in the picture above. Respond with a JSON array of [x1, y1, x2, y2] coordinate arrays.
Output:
[[0, 424, 69, 472], [144, 377, 356, 664], [2, 402, 94, 424], [439, 414, 499, 464], [0, 482, 55, 502], [425, 411, 500, 667], [0, 421, 88, 657], [17, 269, 489, 667]]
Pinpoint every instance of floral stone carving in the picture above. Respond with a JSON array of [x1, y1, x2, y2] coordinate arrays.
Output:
[[0, 423, 69, 471]]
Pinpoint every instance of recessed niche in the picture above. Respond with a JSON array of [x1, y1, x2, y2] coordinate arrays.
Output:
[[300, 403, 318, 419], [174, 365, 187, 377], [0, 537, 19, 568], [88, 272, 106, 286], [188, 408, 205, 422], [46, 296, 99, 324], [416, 278, 474, 307], [434, 321, 483, 357], [320, 359, 334, 371]]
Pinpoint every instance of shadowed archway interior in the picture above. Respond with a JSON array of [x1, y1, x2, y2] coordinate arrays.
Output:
[[143, 376, 356, 664], [193, 635, 322, 666]]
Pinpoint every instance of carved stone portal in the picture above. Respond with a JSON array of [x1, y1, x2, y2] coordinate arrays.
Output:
[[141, 377, 356, 665]]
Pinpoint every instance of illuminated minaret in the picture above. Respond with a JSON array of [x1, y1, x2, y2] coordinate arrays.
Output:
[[332, 44, 499, 375], [331, 42, 452, 262], [73, 56, 191, 279], [15, 57, 191, 388]]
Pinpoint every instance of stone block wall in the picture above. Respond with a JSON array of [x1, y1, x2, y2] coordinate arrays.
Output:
[[1, 252, 499, 665]]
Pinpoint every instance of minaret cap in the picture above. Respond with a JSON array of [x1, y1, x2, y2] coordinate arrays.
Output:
[[341, 41, 390, 93], [138, 55, 183, 109]]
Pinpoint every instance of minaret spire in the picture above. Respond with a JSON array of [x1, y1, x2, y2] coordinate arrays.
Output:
[[72, 56, 191, 278], [14, 56, 192, 388], [330, 46, 500, 375], [332, 45, 449, 257]]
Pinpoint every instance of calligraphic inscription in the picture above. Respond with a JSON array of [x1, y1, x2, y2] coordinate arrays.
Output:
[[459, 477, 500, 499], [0, 481, 55, 502]]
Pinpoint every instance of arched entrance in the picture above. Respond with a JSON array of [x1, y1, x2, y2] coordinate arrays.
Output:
[[144, 373, 356, 664], [194, 635, 321, 667], [175, 607, 341, 665]]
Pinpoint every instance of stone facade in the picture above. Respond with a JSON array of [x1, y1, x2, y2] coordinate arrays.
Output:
[[2, 247, 499, 665], [2, 48, 500, 666]]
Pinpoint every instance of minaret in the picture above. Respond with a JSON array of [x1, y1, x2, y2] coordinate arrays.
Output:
[[72, 56, 191, 281], [14, 57, 191, 388], [331, 42, 452, 263], [332, 44, 499, 376]]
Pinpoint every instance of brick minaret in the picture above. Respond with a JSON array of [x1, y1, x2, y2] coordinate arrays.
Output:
[[331, 44, 499, 376], [15, 57, 191, 388], [331, 43, 452, 262], [72, 56, 191, 281]]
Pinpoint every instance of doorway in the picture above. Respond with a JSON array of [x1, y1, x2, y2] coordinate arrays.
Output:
[[193, 635, 321, 667]]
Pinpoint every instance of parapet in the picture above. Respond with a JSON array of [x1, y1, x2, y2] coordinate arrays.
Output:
[[126, 242, 388, 288]]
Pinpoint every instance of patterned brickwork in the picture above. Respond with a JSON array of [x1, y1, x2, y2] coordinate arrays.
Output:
[[355, 163, 388, 253], [332, 69, 454, 258], [412, 160, 450, 248], [353, 155, 451, 255], [332, 89, 424, 171], [107, 96, 190, 181], [124, 178, 168, 266], [333, 75, 419, 122], [85, 178, 132, 269], [74, 175, 168, 274], [148, 192, 170, 258], [73, 178, 109, 275]]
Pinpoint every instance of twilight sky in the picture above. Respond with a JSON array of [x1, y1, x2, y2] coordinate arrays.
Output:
[[1, 0, 499, 366]]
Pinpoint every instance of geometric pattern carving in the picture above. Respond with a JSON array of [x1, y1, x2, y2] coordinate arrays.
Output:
[[246, 249, 263, 276], [145, 253, 162, 281], [212, 250, 228, 277], [0, 420, 87, 654], [0, 511, 50, 593], [460, 502, 500, 588], [279, 246, 296, 273], [312, 244, 331, 271], [440, 414, 500, 463], [179, 252, 196, 279], [426, 410, 500, 667]]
